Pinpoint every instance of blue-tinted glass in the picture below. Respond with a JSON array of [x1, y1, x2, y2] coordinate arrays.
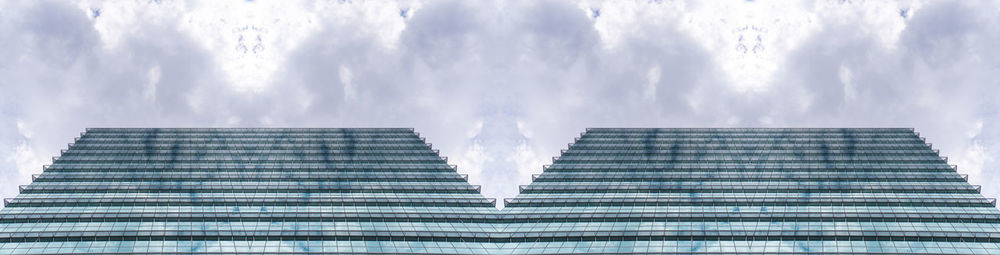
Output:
[[0, 128, 496, 254], [502, 128, 1000, 254]]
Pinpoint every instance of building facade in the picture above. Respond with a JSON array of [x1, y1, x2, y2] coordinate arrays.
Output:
[[504, 128, 1000, 254], [0, 128, 497, 254], [1, 128, 999, 254]]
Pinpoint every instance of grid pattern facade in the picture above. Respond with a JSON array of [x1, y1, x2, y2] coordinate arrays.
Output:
[[2, 128, 999, 254], [0, 128, 497, 254], [502, 128, 1000, 254]]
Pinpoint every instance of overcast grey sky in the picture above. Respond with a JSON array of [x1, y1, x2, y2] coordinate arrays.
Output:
[[1, 0, 999, 204]]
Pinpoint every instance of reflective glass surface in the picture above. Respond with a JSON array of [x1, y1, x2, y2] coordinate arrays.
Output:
[[500, 128, 1000, 254], [0, 128, 497, 254]]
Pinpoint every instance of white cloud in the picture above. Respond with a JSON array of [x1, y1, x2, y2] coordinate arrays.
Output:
[[1, 0, 1000, 206]]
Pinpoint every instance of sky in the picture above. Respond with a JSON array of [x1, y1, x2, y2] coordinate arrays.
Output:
[[0, 0, 999, 206]]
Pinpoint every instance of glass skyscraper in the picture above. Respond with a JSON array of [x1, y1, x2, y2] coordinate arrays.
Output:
[[2, 128, 999, 254], [0, 128, 497, 254], [503, 128, 1000, 254]]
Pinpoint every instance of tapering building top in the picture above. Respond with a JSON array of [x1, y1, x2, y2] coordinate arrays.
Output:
[[504, 128, 1000, 254], [0, 128, 496, 254]]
